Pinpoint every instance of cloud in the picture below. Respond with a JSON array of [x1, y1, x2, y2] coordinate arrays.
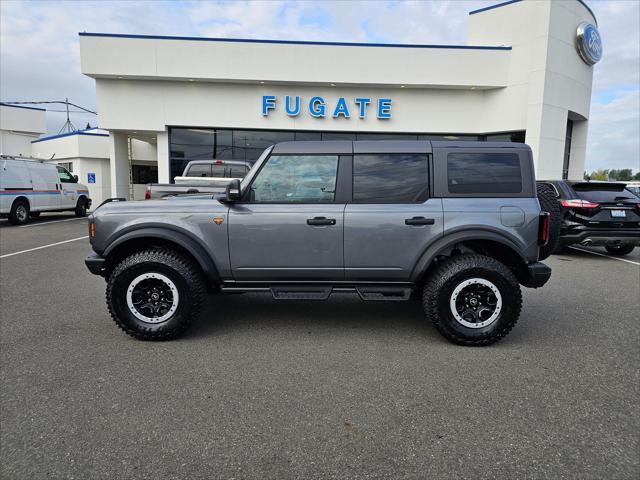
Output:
[[0, 0, 638, 172]]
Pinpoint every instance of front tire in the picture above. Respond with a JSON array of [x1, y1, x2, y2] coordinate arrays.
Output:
[[605, 244, 635, 256], [422, 254, 522, 346], [106, 249, 206, 340], [75, 198, 88, 217], [9, 199, 30, 225]]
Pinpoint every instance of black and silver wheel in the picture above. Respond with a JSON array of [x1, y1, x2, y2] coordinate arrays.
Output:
[[75, 198, 88, 217], [8, 199, 30, 225], [106, 249, 206, 340], [423, 254, 522, 346], [604, 244, 635, 256]]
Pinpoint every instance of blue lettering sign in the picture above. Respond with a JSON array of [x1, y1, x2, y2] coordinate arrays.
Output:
[[262, 95, 276, 116], [332, 97, 350, 118], [354, 97, 371, 119], [309, 96, 326, 118], [377, 98, 392, 119], [285, 95, 300, 116]]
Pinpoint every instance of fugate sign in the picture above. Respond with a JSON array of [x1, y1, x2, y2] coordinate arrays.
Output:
[[262, 95, 393, 119]]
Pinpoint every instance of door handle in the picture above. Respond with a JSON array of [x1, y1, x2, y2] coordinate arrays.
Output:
[[405, 216, 435, 226], [307, 216, 336, 226]]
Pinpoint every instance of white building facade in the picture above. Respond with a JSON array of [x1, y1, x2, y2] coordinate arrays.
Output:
[[76, 0, 599, 199], [0, 103, 47, 157]]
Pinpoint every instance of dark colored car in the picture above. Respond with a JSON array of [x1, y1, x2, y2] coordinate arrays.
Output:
[[537, 180, 640, 255]]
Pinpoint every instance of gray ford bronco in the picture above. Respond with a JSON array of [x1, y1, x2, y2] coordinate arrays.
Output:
[[85, 141, 553, 346]]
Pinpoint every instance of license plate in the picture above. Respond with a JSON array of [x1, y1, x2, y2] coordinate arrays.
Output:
[[610, 210, 626, 218]]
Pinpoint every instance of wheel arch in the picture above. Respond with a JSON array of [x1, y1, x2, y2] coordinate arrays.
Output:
[[11, 195, 31, 209], [411, 230, 530, 284], [103, 227, 220, 284]]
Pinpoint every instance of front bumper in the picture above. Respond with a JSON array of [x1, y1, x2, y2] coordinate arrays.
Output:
[[521, 262, 552, 289], [560, 228, 640, 247], [85, 252, 106, 276]]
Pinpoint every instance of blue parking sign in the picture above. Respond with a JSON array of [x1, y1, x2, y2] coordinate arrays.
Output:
[[88, 173, 96, 184]]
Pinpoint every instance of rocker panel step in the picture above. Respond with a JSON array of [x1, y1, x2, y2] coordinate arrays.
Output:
[[270, 286, 333, 300], [355, 286, 412, 301]]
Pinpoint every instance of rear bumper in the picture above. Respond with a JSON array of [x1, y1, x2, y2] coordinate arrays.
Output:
[[560, 228, 640, 247], [85, 252, 106, 276], [521, 262, 552, 289]]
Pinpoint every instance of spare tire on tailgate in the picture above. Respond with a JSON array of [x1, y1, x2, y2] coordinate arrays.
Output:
[[536, 183, 561, 260]]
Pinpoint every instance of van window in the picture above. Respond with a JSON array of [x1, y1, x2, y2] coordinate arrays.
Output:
[[447, 153, 522, 194], [56, 166, 76, 183], [353, 154, 428, 203]]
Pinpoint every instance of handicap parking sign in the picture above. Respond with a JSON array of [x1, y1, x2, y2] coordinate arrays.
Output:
[[88, 173, 96, 184]]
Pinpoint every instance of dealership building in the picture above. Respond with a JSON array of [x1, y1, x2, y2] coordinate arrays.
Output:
[[4, 0, 601, 204]]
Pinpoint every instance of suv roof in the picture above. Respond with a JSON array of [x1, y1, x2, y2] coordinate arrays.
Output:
[[271, 140, 529, 155]]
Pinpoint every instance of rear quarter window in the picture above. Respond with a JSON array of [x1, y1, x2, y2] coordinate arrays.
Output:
[[447, 152, 522, 194]]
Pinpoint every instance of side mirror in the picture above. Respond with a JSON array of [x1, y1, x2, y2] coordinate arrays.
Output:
[[73, 175, 79, 182], [225, 179, 241, 202]]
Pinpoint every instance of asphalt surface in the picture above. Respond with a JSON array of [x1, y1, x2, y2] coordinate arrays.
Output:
[[1, 213, 638, 479]]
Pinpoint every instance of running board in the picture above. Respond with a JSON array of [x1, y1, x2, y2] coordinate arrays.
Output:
[[220, 284, 413, 301]]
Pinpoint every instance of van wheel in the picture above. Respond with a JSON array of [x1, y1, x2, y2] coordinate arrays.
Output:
[[75, 198, 88, 217], [9, 199, 30, 225], [536, 183, 561, 260], [422, 254, 522, 346], [106, 249, 206, 340], [605, 244, 635, 256]]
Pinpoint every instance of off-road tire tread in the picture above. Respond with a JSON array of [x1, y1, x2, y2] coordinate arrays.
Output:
[[106, 248, 206, 340], [536, 183, 561, 260], [422, 254, 522, 346]]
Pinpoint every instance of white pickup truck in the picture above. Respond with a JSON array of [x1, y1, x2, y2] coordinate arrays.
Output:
[[145, 160, 252, 200]]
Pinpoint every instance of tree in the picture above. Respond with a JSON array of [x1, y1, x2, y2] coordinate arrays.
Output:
[[589, 169, 609, 181]]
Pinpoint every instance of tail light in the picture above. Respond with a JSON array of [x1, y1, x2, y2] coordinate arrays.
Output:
[[560, 199, 599, 209], [538, 212, 550, 246], [144, 185, 151, 200]]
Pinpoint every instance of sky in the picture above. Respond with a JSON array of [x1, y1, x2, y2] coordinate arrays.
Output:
[[0, 0, 638, 173]]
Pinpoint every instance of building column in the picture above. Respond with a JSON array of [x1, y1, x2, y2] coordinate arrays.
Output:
[[109, 131, 130, 199], [568, 120, 588, 180], [525, 105, 568, 180], [157, 130, 170, 183]]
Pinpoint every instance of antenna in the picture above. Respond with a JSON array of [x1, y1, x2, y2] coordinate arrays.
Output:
[[58, 98, 76, 134]]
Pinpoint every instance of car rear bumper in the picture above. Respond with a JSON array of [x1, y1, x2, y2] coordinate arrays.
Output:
[[85, 252, 106, 276], [521, 262, 552, 289], [560, 229, 640, 247]]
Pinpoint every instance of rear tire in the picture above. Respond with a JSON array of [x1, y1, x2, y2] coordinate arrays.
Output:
[[536, 183, 561, 260], [422, 254, 522, 346], [75, 198, 88, 217], [605, 244, 635, 256], [106, 249, 207, 340], [8, 199, 30, 225]]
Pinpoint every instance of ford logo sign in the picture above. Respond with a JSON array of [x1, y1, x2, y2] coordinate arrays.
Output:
[[576, 22, 603, 65]]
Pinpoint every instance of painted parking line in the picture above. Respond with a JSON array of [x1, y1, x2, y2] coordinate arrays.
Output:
[[18, 217, 86, 228], [568, 246, 640, 266], [0, 236, 89, 259]]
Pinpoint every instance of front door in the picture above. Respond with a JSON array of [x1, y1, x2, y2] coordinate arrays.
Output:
[[228, 153, 346, 281], [57, 166, 77, 209]]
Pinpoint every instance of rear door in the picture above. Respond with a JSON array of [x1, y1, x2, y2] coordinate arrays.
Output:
[[344, 146, 444, 281], [565, 182, 640, 229], [1, 159, 34, 213]]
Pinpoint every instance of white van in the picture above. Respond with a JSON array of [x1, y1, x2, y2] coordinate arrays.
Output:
[[0, 156, 92, 225]]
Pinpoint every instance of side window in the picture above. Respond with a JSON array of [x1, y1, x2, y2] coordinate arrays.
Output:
[[187, 164, 212, 177], [353, 154, 428, 203], [249, 155, 339, 203], [57, 166, 75, 183], [447, 153, 522, 194]]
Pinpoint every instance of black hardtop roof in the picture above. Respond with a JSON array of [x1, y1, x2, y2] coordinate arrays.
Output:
[[270, 140, 529, 155]]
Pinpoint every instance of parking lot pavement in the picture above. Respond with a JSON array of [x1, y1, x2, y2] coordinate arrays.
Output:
[[1, 220, 638, 480]]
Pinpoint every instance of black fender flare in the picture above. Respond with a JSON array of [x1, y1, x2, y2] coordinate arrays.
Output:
[[410, 228, 529, 282], [103, 226, 221, 283]]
